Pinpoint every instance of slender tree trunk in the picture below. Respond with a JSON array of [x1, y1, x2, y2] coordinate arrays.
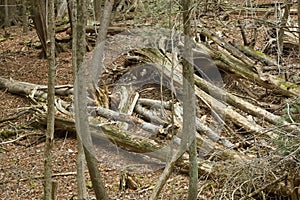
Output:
[[31, 0, 48, 57], [21, 0, 29, 33], [93, 0, 102, 22], [298, 0, 300, 54], [71, 0, 88, 199], [4, 0, 9, 27], [56, 0, 67, 20], [43, 0, 56, 199], [73, 0, 109, 199], [277, 0, 292, 62], [90, 0, 114, 87], [181, 0, 198, 199], [96, 0, 114, 44]]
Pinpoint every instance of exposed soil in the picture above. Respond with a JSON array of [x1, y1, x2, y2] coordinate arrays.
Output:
[[1, 1, 300, 199], [0, 26, 195, 200]]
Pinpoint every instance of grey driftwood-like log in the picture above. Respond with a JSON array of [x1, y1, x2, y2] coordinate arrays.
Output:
[[138, 98, 173, 110], [195, 27, 300, 97], [0, 77, 73, 99], [193, 72, 300, 134], [141, 49, 279, 138], [0, 76, 242, 160], [91, 105, 164, 135], [35, 111, 219, 174]]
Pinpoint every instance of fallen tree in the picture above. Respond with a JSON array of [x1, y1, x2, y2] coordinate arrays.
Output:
[[1, 9, 300, 197]]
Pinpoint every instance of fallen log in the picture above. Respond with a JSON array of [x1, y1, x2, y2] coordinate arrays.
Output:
[[193, 72, 300, 134], [91, 105, 164, 135], [195, 27, 300, 97], [34, 109, 245, 175], [140, 49, 280, 138], [0, 76, 235, 150], [0, 77, 73, 99]]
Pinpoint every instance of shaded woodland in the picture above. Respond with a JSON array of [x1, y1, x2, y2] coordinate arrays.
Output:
[[0, 0, 299, 199]]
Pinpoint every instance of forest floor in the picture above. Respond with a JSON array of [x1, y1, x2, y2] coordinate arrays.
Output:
[[0, 26, 196, 200], [0, 1, 300, 199]]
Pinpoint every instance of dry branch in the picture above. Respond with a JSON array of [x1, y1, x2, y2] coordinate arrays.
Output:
[[92, 105, 164, 135], [141, 49, 280, 138], [35, 111, 216, 174], [193, 72, 300, 134], [0, 77, 73, 99], [195, 27, 300, 97]]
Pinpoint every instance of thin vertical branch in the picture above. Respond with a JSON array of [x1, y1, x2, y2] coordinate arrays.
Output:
[[182, 0, 198, 199], [43, 0, 56, 198], [73, 0, 110, 199], [277, 0, 292, 63], [71, 0, 88, 198], [22, 0, 29, 34], [298, 0, 300, 55], [4, 0, 9, 27]]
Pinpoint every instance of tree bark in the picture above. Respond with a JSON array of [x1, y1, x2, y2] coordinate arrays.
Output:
[[43, 0, 56, 198], [35, 113, 216, 174], [73, 0, 109, 199], [277, 0, 292, 62], [93, 0, 103, 22], [71, 0, 88, 198], [181, 0, 198, 199], [298, 0, 300, 54], [31, 0, 48, 57], [21, 0, 29, 33], [4, 0, 9, 27]]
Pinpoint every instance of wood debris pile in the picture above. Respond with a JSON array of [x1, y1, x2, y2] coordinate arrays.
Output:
[[0, 1, 300, 198]]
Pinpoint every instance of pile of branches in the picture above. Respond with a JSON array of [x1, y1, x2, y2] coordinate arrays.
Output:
[[1, 2, 300, 198], [1, 24, 300, 198]]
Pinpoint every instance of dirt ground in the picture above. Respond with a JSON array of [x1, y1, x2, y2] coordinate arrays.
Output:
[[1, 1, 300, 199], [0, 26, 198, 200]]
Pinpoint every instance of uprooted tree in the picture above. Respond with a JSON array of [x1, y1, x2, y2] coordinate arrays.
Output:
[[0, 0, 300, 199]]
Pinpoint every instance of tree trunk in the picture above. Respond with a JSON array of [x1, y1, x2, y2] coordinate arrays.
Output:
[[56, 0, 68, 20], [73, 0, 109, 199], [96, 0, 114, 44], [31, 0, 48, 57], [277, 0, 292, 62], [93, 0, 103, 22], [43, 0, 56, 198], [181, 0, 198, 199], [21, 0, 29, 33], [4, 0, 9, 27], [0, 0, 17, 27], [298, 0, 300, 54], [71, 0, 88, 199]]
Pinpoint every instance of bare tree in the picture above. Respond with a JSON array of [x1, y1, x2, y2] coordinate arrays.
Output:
[[4, 0, 9, 27], [43, 0, 56, 199], [96, 0, 114, 44], [71, 0, 88, 199], [73, 0, 110, 199], [0, 0, 17, 27], [149, 1, 198, 199], [181, 0, 198, 199], [31, 0, 48, 57], [21, 0, 29, 33], [277, 0, 292, 62]]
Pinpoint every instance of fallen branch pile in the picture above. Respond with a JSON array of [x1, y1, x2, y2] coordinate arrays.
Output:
[[1, 27, 299, 194], [1, 4, 300, 196]]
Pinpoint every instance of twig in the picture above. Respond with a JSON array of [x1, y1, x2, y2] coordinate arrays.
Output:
[[237, 19, 248, 46], [0, 109, 31, 123], [239, 172, 288, 200], [0, 133, 44, 145], [0, 171, 78, 185]]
